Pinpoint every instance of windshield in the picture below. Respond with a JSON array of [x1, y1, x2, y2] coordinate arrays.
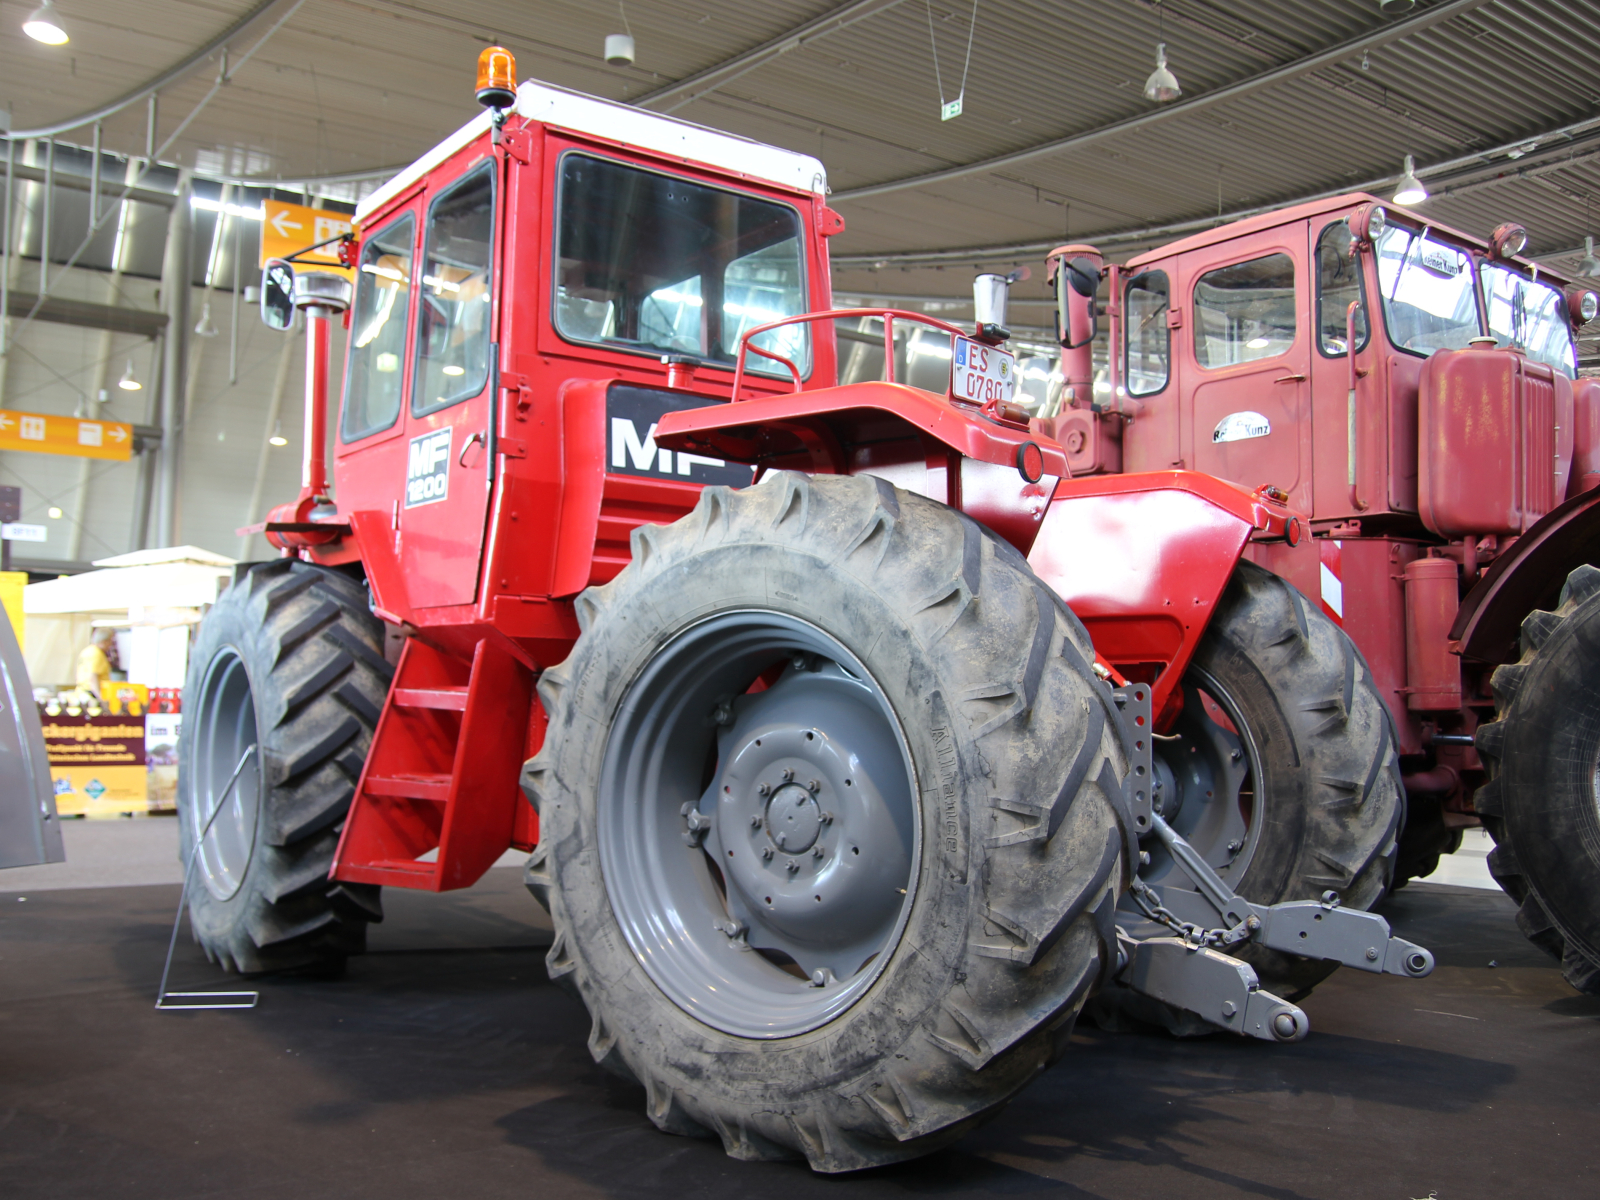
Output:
[[1375, 224, 1478, 357], [1482, 263, 1575, 377], [555, 154, 809, 376]]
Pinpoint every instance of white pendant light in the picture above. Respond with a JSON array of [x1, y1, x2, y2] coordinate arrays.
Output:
[[194, 301, 219, 338], [1579, 236, 1600, 278], [1144, 42, 1181, 103], [269, 421, 288, 447], [117, 359, 141, 391], [22, 0, 69, 44], [1393, 154, 1428, 205]]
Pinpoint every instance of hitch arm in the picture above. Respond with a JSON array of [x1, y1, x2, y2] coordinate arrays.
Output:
[[1149, 814, 1434, 978]]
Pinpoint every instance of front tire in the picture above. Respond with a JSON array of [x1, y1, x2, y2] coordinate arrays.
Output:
[[1475, 563, 1600, 994], [177, 560, 389, 974], [523, 472, 1128, 1171]]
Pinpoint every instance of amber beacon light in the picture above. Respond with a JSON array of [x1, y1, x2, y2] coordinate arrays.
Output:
[[476, 46, 517, 111]]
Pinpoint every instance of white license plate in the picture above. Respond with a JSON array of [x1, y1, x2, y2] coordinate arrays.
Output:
[[951, 337, 1016, 406]]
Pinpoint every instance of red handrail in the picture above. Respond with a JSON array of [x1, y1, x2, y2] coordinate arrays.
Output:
[[730, 308, 971, 401]]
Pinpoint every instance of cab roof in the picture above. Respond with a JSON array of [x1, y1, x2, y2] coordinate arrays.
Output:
[[356, 78, 827, 224], [1122, 191, 1567, 286]]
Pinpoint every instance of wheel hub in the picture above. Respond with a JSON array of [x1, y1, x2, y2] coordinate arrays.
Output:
[[598, 610, 919, 1039], [764, 782, 823, 854]]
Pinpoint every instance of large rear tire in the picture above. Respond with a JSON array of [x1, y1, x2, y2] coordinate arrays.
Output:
[[523, 472, 1129, 1171], [1475, 563, 1600, 994], [1090, 560, 1403, 1033], [177, 560, 389, 974]]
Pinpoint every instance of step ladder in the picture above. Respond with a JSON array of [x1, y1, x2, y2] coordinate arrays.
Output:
[[332, 635, 537, 890]]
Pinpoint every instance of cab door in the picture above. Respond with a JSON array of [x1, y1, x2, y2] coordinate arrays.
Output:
[[1181, 222, 1314, 512], [397, 158, 498, 608]]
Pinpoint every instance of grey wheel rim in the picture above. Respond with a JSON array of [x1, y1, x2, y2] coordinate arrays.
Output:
[[598, 611, 920, 1039], [188, 647, 263, 901], [1142, 665, 1263, 888]]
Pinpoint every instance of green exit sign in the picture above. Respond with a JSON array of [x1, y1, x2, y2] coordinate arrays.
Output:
[[941, 97, 963, 121]]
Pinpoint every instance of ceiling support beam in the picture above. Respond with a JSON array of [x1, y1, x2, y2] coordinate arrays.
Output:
[[832, 0, 1491, 204], [632, 0, 909, 114], [831, 114, 1600, 269], [11, 0, 306, 139], [3, 292, 167, 337]]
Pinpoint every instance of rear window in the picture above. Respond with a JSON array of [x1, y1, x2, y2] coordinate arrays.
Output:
[[554, 154, 808, 377]]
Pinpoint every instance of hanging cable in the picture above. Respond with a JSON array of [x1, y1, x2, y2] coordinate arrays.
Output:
[[925, 0, 979, 120]]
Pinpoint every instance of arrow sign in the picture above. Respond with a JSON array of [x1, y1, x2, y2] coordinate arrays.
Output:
[[260, 199, 353, 281], [0, 408, 133, 462], [268, 210, 304, 240]]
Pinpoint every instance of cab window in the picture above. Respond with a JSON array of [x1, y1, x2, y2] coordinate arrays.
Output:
[[1193, 253, 1296, 369], [341, 213, 415, 442], [1125, 270, 1170, 396], [1482, 264, 1576, 378], [412, 164, 494, 416], [1316, 221, 1369, 356], [554, 153, 809, 377]]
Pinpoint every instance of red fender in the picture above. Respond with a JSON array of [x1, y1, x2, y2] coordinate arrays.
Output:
[[1029, 470, 1298, 728], [1451, 483, 1600, 665]]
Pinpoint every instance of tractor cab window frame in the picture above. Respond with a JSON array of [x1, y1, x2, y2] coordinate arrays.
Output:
[[411, 162, 496, 418], [1192, 252, 1298, 370], [341, 211, 417, 443], [1481, 262, 1576, 378], [551, 151, 810, 379], [1124, 269, 1170, 397], [1373, 223, 1479, 360], [1315, 220, 1370, 358]]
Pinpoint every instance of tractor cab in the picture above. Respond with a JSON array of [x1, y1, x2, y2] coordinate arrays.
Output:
[[1048, 195, 1598, 536]]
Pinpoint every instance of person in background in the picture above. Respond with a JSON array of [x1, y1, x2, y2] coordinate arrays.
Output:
[[75, 629, 118, 699]]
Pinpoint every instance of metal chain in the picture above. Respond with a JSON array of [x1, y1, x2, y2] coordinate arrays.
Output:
[[1129, 878, 1253, 949]]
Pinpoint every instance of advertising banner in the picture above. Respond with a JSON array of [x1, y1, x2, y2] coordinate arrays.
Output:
[[41, 710, 148, 816]]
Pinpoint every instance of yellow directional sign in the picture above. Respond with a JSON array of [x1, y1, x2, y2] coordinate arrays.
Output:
[[259, 200, 354, 280], [0, 409, 133, 461]]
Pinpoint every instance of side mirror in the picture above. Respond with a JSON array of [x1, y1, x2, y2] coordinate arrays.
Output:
[[261, 259, 296, 331], [1055, 256, 1099, 349]]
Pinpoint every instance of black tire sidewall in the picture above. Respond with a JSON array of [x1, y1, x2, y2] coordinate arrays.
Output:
[[1497, 597, 1600, 966], [545, 540, 1018, 1095], [178, 578, 278, 949]]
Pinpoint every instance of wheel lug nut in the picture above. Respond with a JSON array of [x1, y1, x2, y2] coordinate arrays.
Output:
[[807, 779, 821, 793], [750, 815, 761, 828], [812, 846, 823, 859], [761, 847, 773, 861], [786, 859, 800, 874], [820, 812, 834, 825], [757, 782, 771, 797], [781, 768, 794, 782], [1231, 748, 1242, 762]]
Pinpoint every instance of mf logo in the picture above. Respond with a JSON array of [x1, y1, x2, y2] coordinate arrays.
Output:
[[605, 384, 753, 487], [405, 426, 452, 507]]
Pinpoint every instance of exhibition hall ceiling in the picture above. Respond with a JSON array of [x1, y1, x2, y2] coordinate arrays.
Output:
[[5, 0, 1599, 318]]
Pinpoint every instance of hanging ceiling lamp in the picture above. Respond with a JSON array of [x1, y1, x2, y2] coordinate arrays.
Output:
[[1393, 155, 1428, 205], [269, 421, 288, 447], [1144, 42, 1181, 103], [117, 360, 141, 391], [1579, 236, 1600, 278], [194, 301, 219, 338], [22, 0, 69, 44]]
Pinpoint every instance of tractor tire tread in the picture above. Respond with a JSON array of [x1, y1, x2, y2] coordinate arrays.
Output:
[[524, 472, 1127, 1171]]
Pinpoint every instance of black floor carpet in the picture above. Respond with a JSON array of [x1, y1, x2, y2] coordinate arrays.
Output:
[[2, 872, 1596, 1199]]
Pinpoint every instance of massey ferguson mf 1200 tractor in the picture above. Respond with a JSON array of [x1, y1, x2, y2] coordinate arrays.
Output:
[[180, 51, 1433, 1171], [1037, 199, 1600, 993]]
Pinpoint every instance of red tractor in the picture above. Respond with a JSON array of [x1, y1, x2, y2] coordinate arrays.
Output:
[[180, 51, 1432, 1171], [1037, 200, 1600, 993]]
